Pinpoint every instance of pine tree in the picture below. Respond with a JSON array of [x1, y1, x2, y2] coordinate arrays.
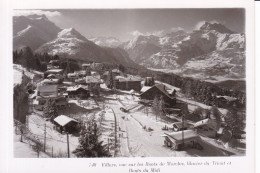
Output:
[[225, 108, 245, 138], [152, 95, 160, 116], [43, 98, 58, 121], [158, 95, 165, 117], [211, 106, 222, 121], [108, 70, 114, 89], [73, 120, 110, 157]]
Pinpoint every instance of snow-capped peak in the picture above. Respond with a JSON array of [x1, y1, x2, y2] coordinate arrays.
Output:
[[89, 36, 122, 47], [57, 28, 87, 41], [199, 21, 235, 34]]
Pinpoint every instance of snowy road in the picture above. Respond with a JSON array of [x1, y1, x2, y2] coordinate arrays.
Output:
[[106, 95, 233, 157]]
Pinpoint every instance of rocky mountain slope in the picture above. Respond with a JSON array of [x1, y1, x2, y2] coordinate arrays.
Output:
[[13, 15, 137, 68], [89, 36, 122, 48], [13, 15, 61, 50], [123, 22, 245, 81]]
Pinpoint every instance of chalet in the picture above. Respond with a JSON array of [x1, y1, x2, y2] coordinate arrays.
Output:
[[85, 76, 102, 88], [58, 86, 67, 95], [67, 85, 90, 99], [91, 71, 101, 79], [91, 62, 104, 71], [47, 74, 58, 79], [216, 95, 240, 108], [44, 69, 64, 79], [75, 77, 87, 85], [53, 115, 79, 133], [67, 72, 77, 82], [75, 70, 87, 77], [37, 85, 58, 97], [34, 96, 68, 111], [168, 122, 188, 132], [47, 65, 60, 70], [140, 84, 176, 107], [114, 76, 142, 91], [34, 85, 68, 110], [193, 118, 220, 138], [112, 68, 121, 76], [49, 60, 59, 64], [140, 86, 152, 93], [162, 130, 201, 150], [82, 63, 91, 71], [55, 97, 68, 109], [41, 78, 60, 85]]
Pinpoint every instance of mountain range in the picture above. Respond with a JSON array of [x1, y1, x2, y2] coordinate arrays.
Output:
[[13, 15, 137, 68], [13, 15, 245, 82], [120, 22, 245, 82]]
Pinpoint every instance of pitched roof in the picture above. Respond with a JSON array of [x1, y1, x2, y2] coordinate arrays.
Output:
[[165, 130, 199, 142], [194, 118, 219, 131], [141, 84, 175, 99], [171, 122, 188, 129], [38, 85, 58, 93], [67, 85, 89, 92], [82, 63, 91, 67], [46, 69, 63, 73], [112, 69, 120, 73], [54, 115, 78, 127], [85, 76, 102, 84], [115, 75, 141, 82], [41, 79, 59, 84], [140, 86, 152, 93]]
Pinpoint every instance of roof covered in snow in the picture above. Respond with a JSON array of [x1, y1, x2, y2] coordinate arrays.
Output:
[[46, 69, 63, 73], [141, 84, 175, 99], [194, 118, 219, 131], [216, 95, 237, 102], [85, 76, 102, 84], [67, 85, 89, 91], [82, 63, 91, 67], [164, 130, 199, 142], [41, 79, 59, 84], [115, 75, 141, 82], [171, 122, 188, 128], [140, 86, 152, 93], [54, 115, 78, 127]]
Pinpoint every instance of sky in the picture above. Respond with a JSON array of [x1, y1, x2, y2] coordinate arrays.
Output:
[[14, 9, 245, 41]]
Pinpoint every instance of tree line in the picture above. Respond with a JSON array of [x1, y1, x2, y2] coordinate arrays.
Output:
[[13, 74, 30, 123], [125, 67, 246, 110]]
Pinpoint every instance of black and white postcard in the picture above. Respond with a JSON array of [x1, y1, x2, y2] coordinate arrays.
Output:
[[0, 0, 255, 172]]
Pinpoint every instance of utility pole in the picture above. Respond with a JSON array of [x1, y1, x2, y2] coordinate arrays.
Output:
[[182, 113, 185, 148], [44, 124, 46, 152], [107, 138, 110, 152], [67, 133, 70, 158], [111, 109, 117, 150]]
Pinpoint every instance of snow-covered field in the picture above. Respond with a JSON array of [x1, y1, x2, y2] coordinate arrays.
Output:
[[105, 94, 233, 157], [28, 114, 79, 157], [13, 128, 50, 158], [13, 68, 23, 86]]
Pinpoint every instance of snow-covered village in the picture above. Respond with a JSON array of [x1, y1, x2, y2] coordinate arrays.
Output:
[[13, 9, 246, 158]]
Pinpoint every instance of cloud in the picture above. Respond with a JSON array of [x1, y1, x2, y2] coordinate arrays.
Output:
[[13, 10, 61, 18], [129, 30, 165, 37], [170, 27, 184, 32], [147, 30, 164, 37], [129, 30, 144, 37], [194, 20, 220, 30]]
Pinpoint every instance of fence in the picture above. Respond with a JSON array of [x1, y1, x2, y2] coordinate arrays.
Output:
[[14, 119, 73, 158]]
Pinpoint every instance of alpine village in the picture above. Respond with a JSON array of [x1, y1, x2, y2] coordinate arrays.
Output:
[[13, 14, 246, 158]]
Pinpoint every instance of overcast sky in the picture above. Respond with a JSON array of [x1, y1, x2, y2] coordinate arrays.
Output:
[[14, 9, 245, 41]]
